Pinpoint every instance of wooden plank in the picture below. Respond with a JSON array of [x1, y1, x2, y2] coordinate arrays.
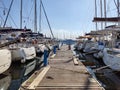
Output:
[[21, 70, 39, 87], [27, 65, 50, 89], [73, 57, 79, 65], [37, 84, 101, 87], [35, 87, 104, 90]]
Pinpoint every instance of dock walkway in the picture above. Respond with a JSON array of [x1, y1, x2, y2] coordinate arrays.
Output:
[[20, 45, 104, 90]]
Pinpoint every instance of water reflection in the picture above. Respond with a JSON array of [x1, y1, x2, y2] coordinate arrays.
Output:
[[0, 74, 11, 90], [1, 57, 42, 90]]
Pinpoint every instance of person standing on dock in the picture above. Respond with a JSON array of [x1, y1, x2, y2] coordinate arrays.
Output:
[[68, 44, 71, 50]]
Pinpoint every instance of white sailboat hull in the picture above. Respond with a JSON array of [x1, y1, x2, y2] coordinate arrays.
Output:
[[0, 49, 11, 74], [38, 44, 48, 52], [22, 46, 36, 60], [103, 48, 120, 71], [10, 48, 25, 62]]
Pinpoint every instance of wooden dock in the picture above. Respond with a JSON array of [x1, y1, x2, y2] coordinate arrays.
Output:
[[20, 45, 104, 90]]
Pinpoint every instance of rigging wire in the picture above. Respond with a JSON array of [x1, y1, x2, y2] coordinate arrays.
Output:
[[9, 15, 18, 28], [0, 8, 4, 22], [0, 7, 18, 28], [40, 0, 55, 39], [114, 0, 120, 16], [0, 15, 4, 26], [106, 0, 111, 13], [114, 0, 118, 9], [106, 0, 117, 18], [25, 1, 34, 27], [0, 0, 18, 28], [3, 0, 14, 27], [1, 0, 17, 27]]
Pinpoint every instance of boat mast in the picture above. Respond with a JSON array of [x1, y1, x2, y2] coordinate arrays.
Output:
[[117, 0, 120, 17], [39, 0, 42, 32], [117, 0, 120, 25], [20, 0, 22, 29], [95, 0, 98, 30], [104, 0, 107, 27], [100, 0, 103, 29], [34, 0, 37, 32]]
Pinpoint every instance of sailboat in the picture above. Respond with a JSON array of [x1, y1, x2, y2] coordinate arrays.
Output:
[[101, 25, 120, 71], [8, 41, 36, 63], [92, 0, 120, 71], [0, 49, 11, 74], [103, 48, 120, 71]]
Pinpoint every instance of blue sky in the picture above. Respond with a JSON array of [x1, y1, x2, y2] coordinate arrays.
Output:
[[42, 0, 95, 38], [0, 0, 117, 39]]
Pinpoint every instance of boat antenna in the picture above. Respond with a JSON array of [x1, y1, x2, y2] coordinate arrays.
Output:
[[3, 0, 14, 27], [40, 0, 55, 39]]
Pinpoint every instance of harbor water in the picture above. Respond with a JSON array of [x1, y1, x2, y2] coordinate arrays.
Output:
[[0, 57, 43, 90]]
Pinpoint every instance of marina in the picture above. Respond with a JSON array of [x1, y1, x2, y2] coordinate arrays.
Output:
[[0, 0, 120, 90], [20, 45, 104, 90]]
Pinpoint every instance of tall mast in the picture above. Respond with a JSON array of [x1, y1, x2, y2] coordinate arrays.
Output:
[[117, 0, 120, 17], [20, 0, 22, 29], [39, 0, 42, 32], [34, 0, 37, 32], [117, 0, 120, 25], [100, 0, 103, 29], [104, 0, 107, 27], [95, 0, 98, 30]]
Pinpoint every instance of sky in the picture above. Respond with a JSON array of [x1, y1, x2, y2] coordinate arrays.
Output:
[[0, 0, 118, 39]]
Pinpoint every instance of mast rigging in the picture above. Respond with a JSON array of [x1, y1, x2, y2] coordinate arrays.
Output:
[[40, 0, 55, 39], [3, 0, 14, 27]]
